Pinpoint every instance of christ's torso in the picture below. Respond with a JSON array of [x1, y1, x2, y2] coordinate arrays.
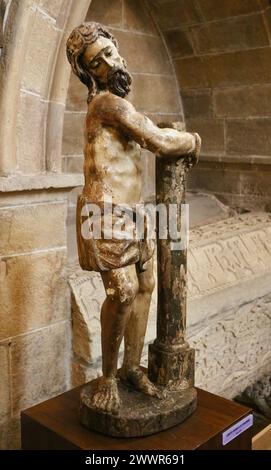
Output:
[[83, 123, 143, 205]]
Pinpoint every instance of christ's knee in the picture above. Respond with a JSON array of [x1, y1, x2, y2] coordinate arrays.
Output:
[[105, 280, 139, 307], [139, 274, 155, 296]]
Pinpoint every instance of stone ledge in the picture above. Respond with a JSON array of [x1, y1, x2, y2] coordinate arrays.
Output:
[[200, 154, 271, 165], [0, 173, 83, 192], [189, 291, 271, 399], [188, 272, 271, 333], [188, 212, 271, 299]]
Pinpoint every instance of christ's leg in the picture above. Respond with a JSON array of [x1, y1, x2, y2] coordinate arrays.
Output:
[[89, 264, 139, 413], [120, 258, 163, 398]]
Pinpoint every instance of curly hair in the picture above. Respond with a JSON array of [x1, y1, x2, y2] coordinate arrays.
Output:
[[66, 22, 118, 102]]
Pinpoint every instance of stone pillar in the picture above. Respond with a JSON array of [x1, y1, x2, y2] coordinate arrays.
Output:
[[148, 125, 198, 389]]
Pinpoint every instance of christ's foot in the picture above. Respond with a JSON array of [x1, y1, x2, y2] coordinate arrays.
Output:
[[119, 367, 165, 399], [89, 376, 120, 414]]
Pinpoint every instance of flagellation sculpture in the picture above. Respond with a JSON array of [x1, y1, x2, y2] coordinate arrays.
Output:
[[66, 22, 201, 437]]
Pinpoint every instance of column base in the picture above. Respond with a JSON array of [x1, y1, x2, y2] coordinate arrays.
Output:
[[148, 342, 195, 388]]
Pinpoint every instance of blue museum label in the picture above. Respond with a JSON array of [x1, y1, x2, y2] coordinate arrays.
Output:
[[222, 414, 253, 445]]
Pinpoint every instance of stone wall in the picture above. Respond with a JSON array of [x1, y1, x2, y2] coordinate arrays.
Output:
[[149, 0, 271, 210], [0, 191, 72, 449]]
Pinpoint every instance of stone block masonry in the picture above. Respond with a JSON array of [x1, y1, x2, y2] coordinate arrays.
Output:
[[0, 195, 72, 449], [150, 0, 271, 209]]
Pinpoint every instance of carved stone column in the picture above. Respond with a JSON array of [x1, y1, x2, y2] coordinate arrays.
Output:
[[148, 125, 199, 390]]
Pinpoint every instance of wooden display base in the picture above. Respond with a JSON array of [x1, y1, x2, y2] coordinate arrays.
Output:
[[21, 386, 252, 450]]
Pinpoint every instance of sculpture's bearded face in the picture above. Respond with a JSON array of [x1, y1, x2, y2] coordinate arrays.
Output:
[[82, 37, 132, 98]]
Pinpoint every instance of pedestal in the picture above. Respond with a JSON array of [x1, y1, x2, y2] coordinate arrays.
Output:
[[21, 386, 252, 450], [79, 380, 197, 437]]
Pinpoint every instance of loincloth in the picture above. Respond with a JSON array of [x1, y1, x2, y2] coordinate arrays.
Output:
[[76, 195, 155, 273]]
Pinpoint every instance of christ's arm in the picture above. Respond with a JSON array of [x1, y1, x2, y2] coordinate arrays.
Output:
[[92, 93, 201, 158]]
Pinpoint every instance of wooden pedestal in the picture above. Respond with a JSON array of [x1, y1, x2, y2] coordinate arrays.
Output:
[[21, 386, 252, 450]]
